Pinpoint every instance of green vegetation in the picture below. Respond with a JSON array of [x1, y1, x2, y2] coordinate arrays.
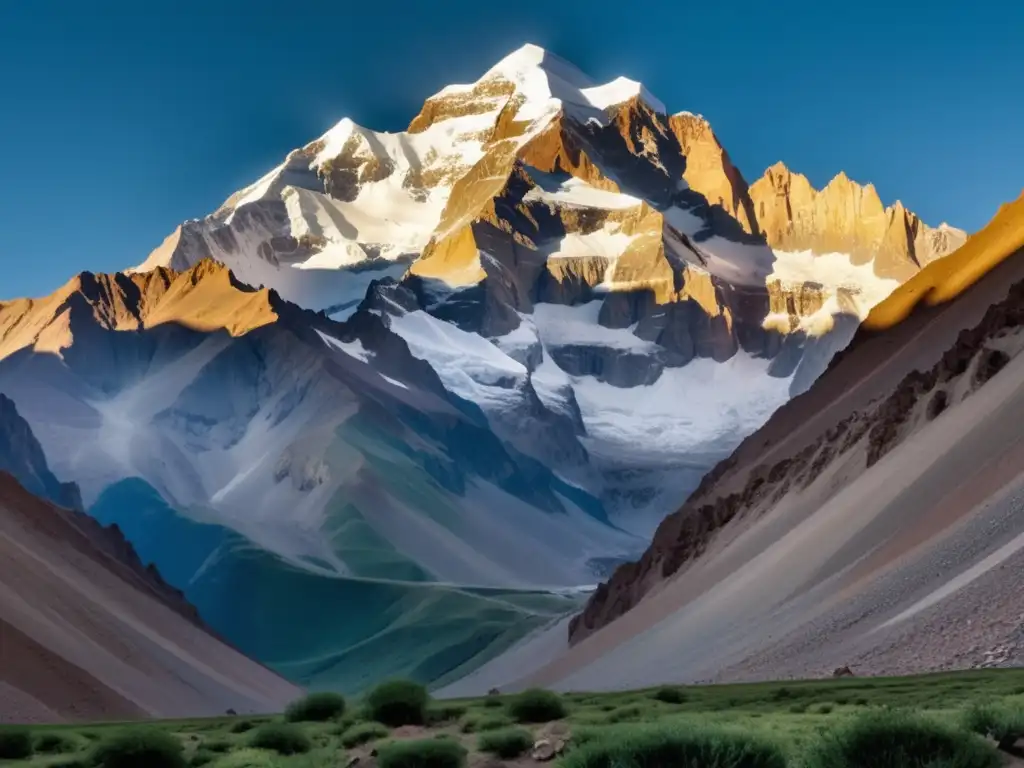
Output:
[[5, 667, 1024, 768], [458, 712, 513, 733], [376, 738, 467, 768], [0, 728, 33, 760], [90, 729, 186, 768], [340, 721, 390, 748], [507, 688, 567, 723], [963, 699, 1024, 747], [33, 732, 80, 755], [365, 680, 430, 727], [559, 724, 787, 768], [652, 685, 688, 704], [476, 727, 533, 758], [284, 692, 347, 723], [804, 709, 999, 768], [248, 723, 312, 755]]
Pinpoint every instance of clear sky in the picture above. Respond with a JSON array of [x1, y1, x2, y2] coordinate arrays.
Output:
[[1, 0, 1021, 299]]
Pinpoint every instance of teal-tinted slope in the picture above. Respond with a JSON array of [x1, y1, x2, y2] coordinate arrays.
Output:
[[90, 478, 579, 693]]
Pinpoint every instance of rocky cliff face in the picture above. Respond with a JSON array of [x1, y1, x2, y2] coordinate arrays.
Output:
[[749, 163, 966, 281]]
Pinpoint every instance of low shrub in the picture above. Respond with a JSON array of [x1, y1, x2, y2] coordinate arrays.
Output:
[[482, 696, 504, 709], [963, 700, 1024, 748], [210, 749, 280, 768], [248, 723, 312, 755], [477, 727, 534, 759], [190, 749, 216, 767], [377, 737, 467, 768], [425, 704, 468, 726], [341, 721, 390, 748], [365, 680, 430, 727], [89, 729, 186, 768], [804, 709, 999, 768], [558, 724, 786, 768], [817, 703, 835, 715], [34, 731, 80, 754], [284, 691, 347, 722], [507, 689, 567, 723], [229, 720, 256, 734], [651, 686, 687, 704], [460, 713, 514, 734], [0, 727, 34, 760], [203, 738, 234, 753]]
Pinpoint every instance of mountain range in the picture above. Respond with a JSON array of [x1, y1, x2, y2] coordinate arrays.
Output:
[[0, 43, 988, 705]]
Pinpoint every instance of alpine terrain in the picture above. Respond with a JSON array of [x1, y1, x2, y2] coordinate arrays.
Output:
[[445, 192, 1024, 695], [0, 44, 966, 694]]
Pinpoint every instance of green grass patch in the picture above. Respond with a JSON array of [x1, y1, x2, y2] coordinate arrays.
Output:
[[377, 737, 467, 768], [804, 709, 999, 768], [33, 731, 80, 755], [340, 721, 390, 748], [459, 712, 514, 733], [507, 688, 567, 723], [0, 727, 34, 760], [90, 728, 186, 768], [651, 686, 688, 704], [284, 691, 347, 722], [248, 722, 312, 755], [365, 680, 430, 727], [477, 727, 534, 758], [558, 723, 787, 768]]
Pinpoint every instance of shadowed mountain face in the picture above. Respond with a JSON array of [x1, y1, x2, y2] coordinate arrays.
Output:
[[0, 400, 298, 722], [0, 394, 82, 510], [0, 261, 607, 691], [0, 44, 969, 694]]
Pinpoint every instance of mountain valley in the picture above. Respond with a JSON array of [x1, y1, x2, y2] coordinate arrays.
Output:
[[0, 43, 988, 700]]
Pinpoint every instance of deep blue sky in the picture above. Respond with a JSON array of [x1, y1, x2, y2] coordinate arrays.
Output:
[[1, 0, 1021, 299]]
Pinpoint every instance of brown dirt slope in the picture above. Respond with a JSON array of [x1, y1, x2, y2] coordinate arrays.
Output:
[[0, 472, 299, 723]]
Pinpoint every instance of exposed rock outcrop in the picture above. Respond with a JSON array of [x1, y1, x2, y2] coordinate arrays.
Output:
[[749, 162, 966, 280]]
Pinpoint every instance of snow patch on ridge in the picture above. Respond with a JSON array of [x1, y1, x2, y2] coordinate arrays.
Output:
[[763, 250, 901, 337], [573, 353, 791, 464]]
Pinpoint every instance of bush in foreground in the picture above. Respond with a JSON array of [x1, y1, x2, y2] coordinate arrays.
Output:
[[477, 727, 534, 759], [284, 691, 347, 722], [0, 727, 34, 760], [507, 688, 567, 723], [365, 680, 430, 727], [89, 729, 186, 768], [229, 720, 256, 734], [341, 721, 390, 748], [35, 732, 80, 754], [377, 738, 467, 768], [804, 709, 999, 768], [559, 724, 786, 768], [652, 686, 687, 704], [964, 701, 1024, 749], [248, 723, 312, 755]]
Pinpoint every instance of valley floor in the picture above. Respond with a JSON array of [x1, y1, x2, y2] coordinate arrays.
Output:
[[7, 669, 1024, 767]]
